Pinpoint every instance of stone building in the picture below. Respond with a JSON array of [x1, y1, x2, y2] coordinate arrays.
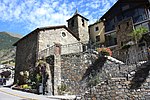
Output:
[[141, 32, 150, 60], [67, 11, 89, 44], [89, 21, 105, 48], [116, 18, 133, 48], [99, 0, 150, 49], [88, 0, 150, 63], [13, 12, 89, 94]]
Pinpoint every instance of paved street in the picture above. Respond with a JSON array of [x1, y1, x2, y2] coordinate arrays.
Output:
[[0, 90, 21, 100], [0, 86, 59, 100]]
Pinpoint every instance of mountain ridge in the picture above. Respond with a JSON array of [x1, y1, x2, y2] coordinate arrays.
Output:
[[0, 32, 21, 62], [6, 32, 22, 38], [0, 32, 20, 50]]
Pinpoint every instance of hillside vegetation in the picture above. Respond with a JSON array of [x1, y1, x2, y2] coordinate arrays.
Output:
[[0, 32, 20, 63]]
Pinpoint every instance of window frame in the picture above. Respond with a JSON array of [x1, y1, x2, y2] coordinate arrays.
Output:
[[95, 26, 99, 32], [96, 35, 100, 42], [61, 31, 67, 38]]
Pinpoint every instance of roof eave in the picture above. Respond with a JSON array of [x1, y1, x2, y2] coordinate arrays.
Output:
[[13, 25, 80, 46], [13, 29, 39, 46]]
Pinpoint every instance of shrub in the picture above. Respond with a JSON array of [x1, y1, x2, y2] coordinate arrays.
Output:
[[88, 76, 100, 87], [97, 48, 112, 56], [58, 84, 68, 95], [36, 74, 42, 83], [22, 84, 31, 89], [58, 84, 67, 91]]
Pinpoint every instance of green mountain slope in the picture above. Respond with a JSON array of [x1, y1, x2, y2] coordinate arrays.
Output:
[[0, 32, 20, 63], [0, 32, 20, 50]]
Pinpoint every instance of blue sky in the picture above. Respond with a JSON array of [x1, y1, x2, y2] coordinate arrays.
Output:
[[0, 0, 117, 36]]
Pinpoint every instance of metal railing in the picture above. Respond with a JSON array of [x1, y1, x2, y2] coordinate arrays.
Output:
[[38, 42, 89, 59], [112, 48, 148, 65], [38, 45, 55, 59]]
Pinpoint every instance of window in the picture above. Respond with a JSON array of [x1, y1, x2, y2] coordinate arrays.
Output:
[[82, 19, 85, 27], [127, 22, 129, 26], [135, 22, 150, 31], [105, 19, 116, 32], [95, 26, 99, 31], [117, 15, 123, 22], [96, 35, 100, 42], [121, 41, 124, 46], [133, 8, 147, 23], [47, 45, 50, 47], [105, 32, 117, 46], [61, 32, 66, 37], [135, 24, 141, 29], [123, 10, 133, 19], [142, 22, 149, 31], [118, 25, 121, 29], [82, 45, 87, 52], [133, 15, 143, 23]]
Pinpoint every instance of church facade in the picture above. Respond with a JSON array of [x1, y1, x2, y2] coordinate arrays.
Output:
[[13, 12, 89, 95]]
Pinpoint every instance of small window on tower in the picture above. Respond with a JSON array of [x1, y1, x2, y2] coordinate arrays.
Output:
[[127, 22, 129, 26], [82, 19, 85, 27], [95, 26, 99, 31], [118, 25, 121, 29], [96, 35, 100, 42]]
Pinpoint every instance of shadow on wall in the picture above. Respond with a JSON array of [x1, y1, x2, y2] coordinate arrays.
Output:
[[46, 55, 54, 95], [82, 56, 107, 81], [130, 61, 150, 89]]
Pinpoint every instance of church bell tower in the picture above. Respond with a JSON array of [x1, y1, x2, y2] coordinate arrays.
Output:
[[67, 10, 89, 44]]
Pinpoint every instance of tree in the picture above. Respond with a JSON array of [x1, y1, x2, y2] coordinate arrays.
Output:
[[129, 27, 148, 44], [129, 27, 148, 63]]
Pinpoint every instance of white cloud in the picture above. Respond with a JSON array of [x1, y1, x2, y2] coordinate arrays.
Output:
[[52, 1, 59, 8], [35, 8, 47, 15], [13, 6, 22, 19], [0, 0, 117, 34]]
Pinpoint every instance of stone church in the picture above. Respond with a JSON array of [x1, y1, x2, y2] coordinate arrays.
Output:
[[13, 11, 89, 94]]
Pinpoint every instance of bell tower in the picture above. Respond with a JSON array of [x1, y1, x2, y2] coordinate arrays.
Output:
[[67, 10, 89, 44]]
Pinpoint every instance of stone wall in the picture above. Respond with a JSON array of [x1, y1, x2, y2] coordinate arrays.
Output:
[[116, 18, 133, 48], [15, 32, 38, 84], [61, 52, 93, 94], [60, 52, 123, 95], [82, 59, 150, 99], [113, 45, 148, 64], [60, 52, 150, 99], [38, 28, 82, 55]]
